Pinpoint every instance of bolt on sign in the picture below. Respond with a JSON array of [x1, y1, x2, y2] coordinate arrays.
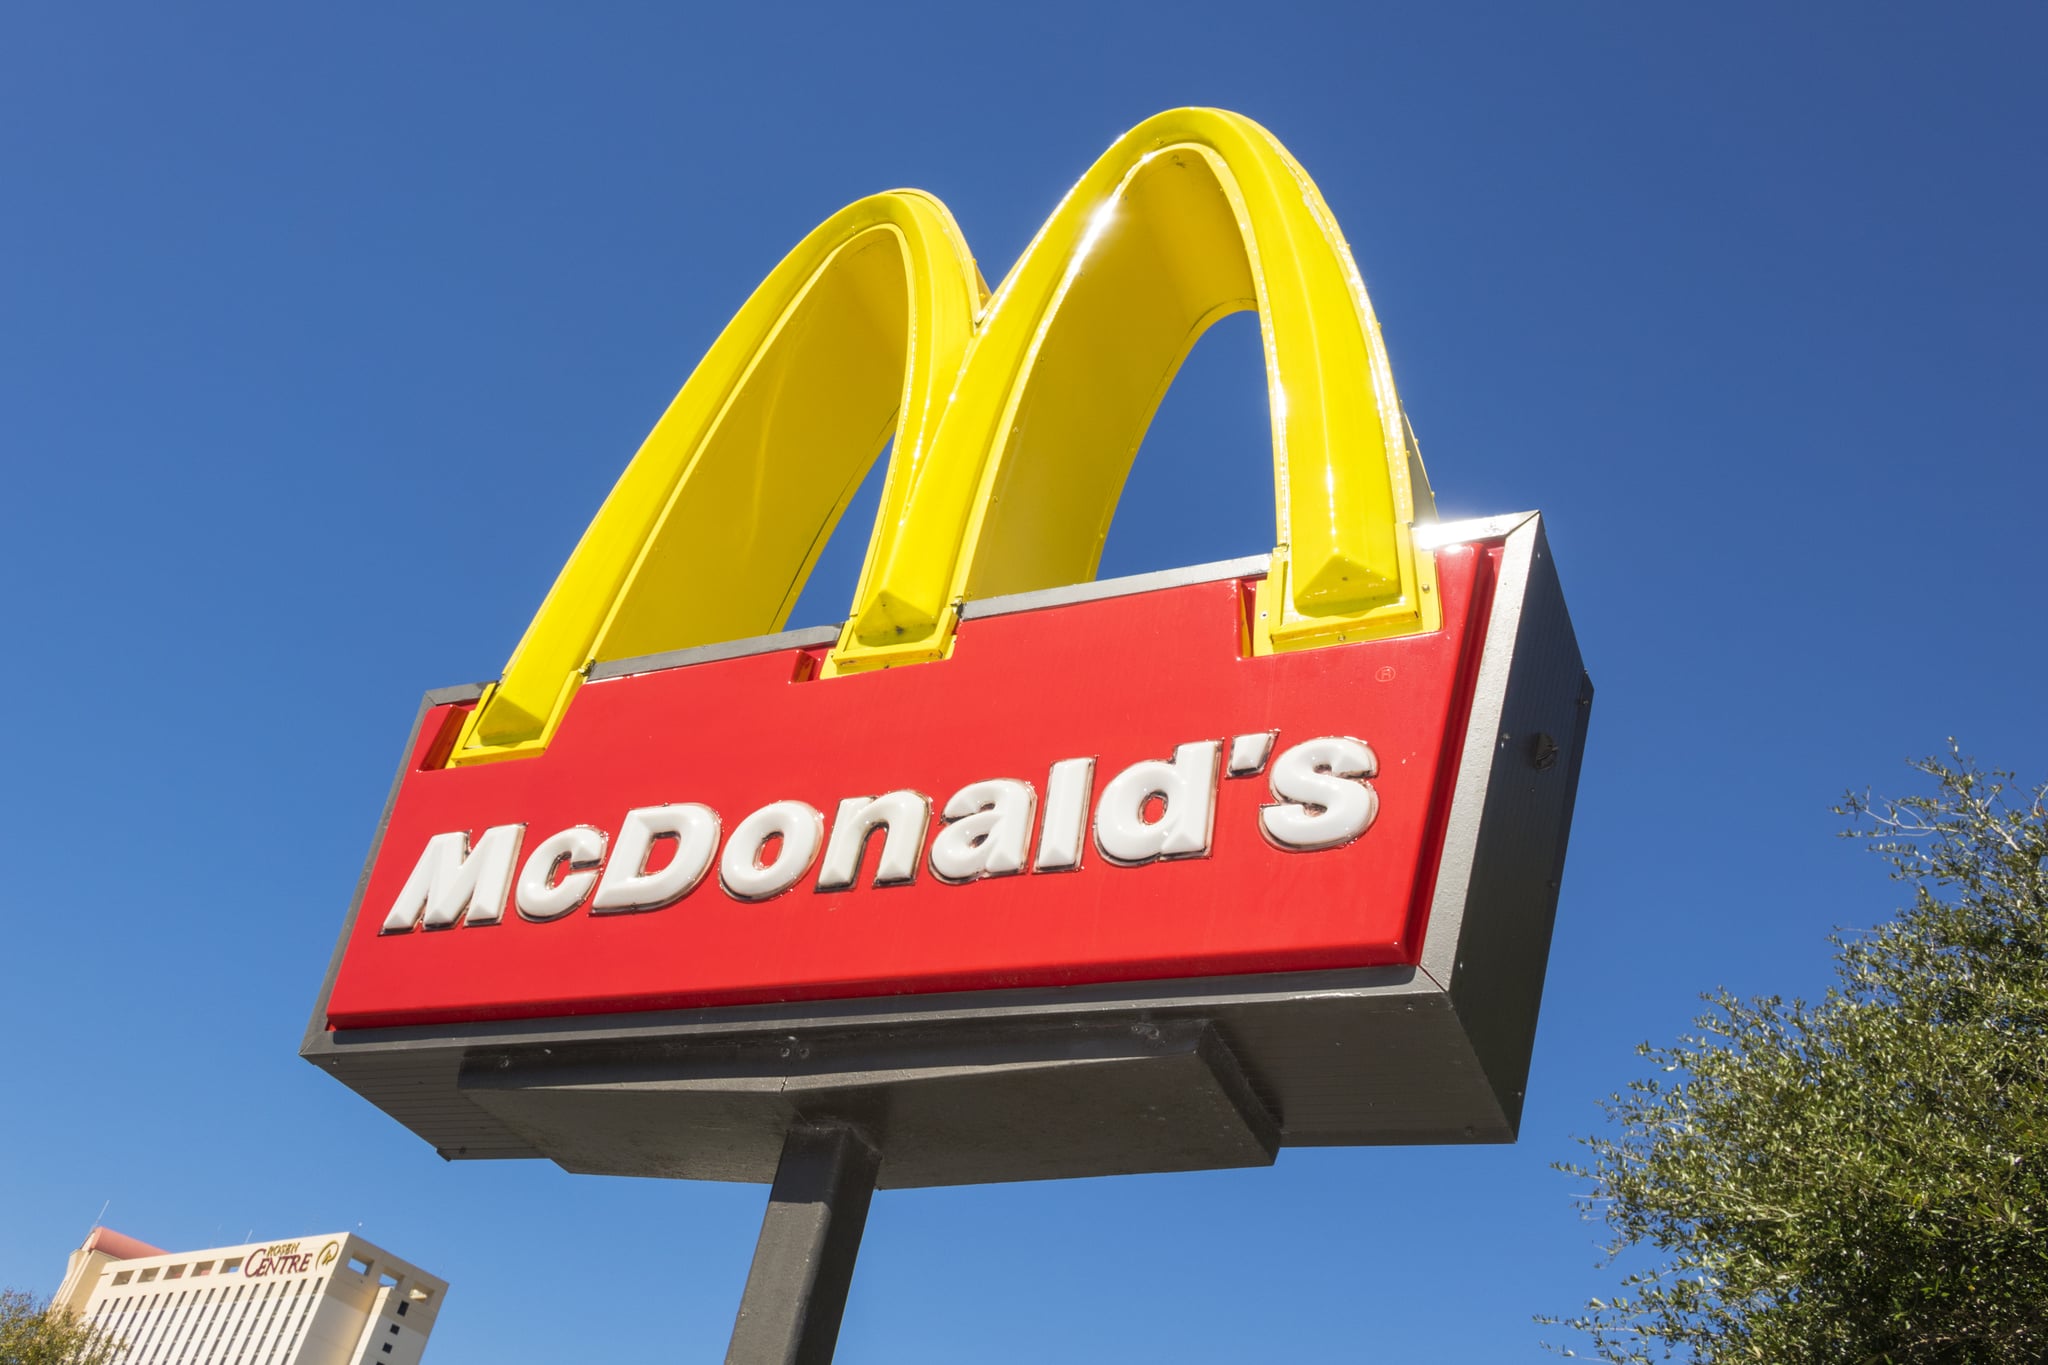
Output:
[[306, 107, 1590, 1198]]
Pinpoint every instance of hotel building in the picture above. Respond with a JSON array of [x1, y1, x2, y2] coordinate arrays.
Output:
[[51, 1226, 447, 1364]]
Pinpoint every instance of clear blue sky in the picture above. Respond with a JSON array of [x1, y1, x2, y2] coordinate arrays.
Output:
[[4, 4, 2042, 1360]]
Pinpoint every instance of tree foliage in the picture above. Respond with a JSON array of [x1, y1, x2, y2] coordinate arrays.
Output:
[[1547, 749, 2048, 1363], [0, 1289, 124, 1365]]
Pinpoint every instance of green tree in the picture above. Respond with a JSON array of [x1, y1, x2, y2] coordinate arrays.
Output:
[[0, 1289, 124, 1365], [1546, 750, 2048, 1363]]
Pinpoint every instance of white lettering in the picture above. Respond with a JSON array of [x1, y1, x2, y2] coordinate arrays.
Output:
[[1093, 741, 1221, 865], [1260, 737, 1378, 851], [516, 825, 608, 921], [720, 801, 823, 901], [1033, 758, 1096, 872], [592, 804, 719, 914], [378, 728, 1385, 933], [381, 825, 525, 932], [930, 779, 1037, 883], [1226, 731, 1277, 777], [818, 791, 930, 891]]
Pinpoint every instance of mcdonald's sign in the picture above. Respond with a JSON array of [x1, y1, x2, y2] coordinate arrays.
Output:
[[305, 109, 1591, 1190]]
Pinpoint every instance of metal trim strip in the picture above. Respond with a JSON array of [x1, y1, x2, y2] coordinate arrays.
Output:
[[587, 624, 845, 682], [958, 554, 1273, 621], [1412, 512, 1536, 551], [1418, 516, 1540, 990], [308, 963, 1440, 1059]]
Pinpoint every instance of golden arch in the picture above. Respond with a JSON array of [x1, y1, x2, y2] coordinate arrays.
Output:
[[455, 191, 985, 761], [451, 108, 1435, 766]]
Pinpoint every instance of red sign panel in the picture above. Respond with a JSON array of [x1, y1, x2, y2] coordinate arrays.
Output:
[[324, 542, 1499, 1030]]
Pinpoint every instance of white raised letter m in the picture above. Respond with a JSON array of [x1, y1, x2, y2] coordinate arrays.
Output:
[[380, 825, 526, 932]]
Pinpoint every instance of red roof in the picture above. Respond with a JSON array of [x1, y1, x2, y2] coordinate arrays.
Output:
[[82, 1227, 166, 1261]]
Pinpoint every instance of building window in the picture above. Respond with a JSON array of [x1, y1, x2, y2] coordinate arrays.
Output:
[[138, 1269, 158, 1283], [165, 1264, 185, 1279], [348, 1256, 372, 1277], [395, 1302, 408, 1317], [193, 1261, 213, 1276], [381, 1346, 392, 1356], [113, 1271, 133, 1286], [220, 1258, 243, 1273], [389, 1323, 400, 1334]]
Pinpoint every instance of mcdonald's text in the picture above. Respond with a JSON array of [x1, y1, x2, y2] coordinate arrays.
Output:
[[378, 731, 1380, 933]]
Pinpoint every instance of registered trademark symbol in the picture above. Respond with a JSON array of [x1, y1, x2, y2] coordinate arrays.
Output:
[[1375, 666, 1396, 683]]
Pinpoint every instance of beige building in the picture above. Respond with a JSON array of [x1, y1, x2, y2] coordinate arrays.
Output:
[[52, 1226, 447, 1365]]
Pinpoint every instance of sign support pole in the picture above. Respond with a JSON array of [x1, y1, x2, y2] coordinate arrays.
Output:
[[725, 1120, 881, 1365]]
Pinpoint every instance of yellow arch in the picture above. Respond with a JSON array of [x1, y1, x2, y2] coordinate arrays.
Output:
[[830, 106, 1436, 674], [451, 191, 985, 764], [451, 108, 1437, 764]]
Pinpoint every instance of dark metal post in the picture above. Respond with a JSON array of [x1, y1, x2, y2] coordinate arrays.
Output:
[[725, 1121, 880, 1365]]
